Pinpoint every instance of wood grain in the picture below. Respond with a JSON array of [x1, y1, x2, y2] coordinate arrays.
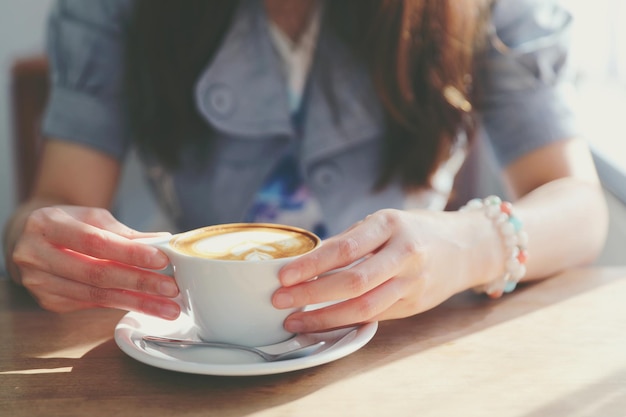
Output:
[[2, 268, 625, 417]]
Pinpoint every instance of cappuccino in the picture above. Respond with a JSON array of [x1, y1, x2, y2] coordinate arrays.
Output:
[[137, 223, 320, 345], [170, 223, 319, 261]]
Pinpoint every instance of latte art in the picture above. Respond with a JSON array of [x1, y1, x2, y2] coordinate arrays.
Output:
[[171, 224, 319, 261]]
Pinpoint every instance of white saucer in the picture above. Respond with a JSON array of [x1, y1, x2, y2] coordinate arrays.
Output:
[[114, 311, 377, 376]]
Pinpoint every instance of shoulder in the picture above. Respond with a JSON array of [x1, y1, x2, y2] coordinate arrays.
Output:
[[43, 0, 136, 159], [50, 0, 135, 32], [491, 0, 573, 46], [478, 0, 581, 168]]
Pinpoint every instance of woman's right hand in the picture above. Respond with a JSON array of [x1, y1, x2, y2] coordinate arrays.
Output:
[[10, 205, 181, 320]]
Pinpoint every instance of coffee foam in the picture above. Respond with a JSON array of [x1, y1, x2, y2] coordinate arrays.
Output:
[[171, 225, 318, 261]]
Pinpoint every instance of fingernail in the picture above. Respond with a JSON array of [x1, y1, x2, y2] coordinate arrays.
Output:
[[282, 268, 301, 286], [160, 303, 180, 320], [273, 292, 294, 309], [159, 280, 179, 297], [153, 249, 170, 266], [285, 319, 305, 333], [144, 247, 168, 268]]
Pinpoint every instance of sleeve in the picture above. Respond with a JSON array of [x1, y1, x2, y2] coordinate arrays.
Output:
[[41, 0, 134, 161], [479, 0, 581, 168]]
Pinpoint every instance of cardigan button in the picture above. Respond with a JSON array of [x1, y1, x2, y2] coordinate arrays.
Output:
[[310, 163, 341, 190], [205, 84, 235, 118]]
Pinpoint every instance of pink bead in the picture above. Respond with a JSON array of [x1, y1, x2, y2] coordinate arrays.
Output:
[[500, 201, 513, 216], [517, 249, 528, 264]]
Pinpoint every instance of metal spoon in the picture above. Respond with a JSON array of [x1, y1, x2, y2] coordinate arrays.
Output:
[[141, 335, 326, 362]]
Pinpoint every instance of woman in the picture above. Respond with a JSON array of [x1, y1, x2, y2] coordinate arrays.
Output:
[[3, 0, 608, 333]]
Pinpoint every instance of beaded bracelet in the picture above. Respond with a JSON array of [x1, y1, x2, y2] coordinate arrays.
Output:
[[460, 195, 529, 298]]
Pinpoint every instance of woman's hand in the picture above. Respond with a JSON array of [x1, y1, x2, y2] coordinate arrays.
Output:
[[10, 205, 180, 319], [273, 208, 499, 333]]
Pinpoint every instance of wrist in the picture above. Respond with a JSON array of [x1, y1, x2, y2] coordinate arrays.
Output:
[[2, 199, 54, 285], [3, 210, 24, 285], [458, 209, 506, 290], [460, 196, 529, 298]]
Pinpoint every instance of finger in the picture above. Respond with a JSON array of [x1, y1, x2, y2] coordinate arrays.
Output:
[[26, 270, 181, 320], [35, 293, 97, 314], [18, 237, 178, 297], [280, 213, 392, 286], [273, 242, 406, 309], [20, 269, 98, 313], [26, 207, 169, 269], [283, 278, 405, 333], [58, 206, 147, 238]]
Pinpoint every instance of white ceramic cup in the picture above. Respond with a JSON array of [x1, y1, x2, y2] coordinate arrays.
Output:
[[137, 223, 321, 347]]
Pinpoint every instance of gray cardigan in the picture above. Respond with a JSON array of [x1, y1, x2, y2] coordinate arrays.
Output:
[[42, 0, 580, 234]]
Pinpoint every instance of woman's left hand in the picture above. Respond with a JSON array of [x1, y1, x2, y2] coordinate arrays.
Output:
[[273, 208, 492, 333]]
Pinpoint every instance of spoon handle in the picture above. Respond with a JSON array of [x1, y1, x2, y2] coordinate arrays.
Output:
[[141, 335, 325, 361], [142, 336, 238, 348]]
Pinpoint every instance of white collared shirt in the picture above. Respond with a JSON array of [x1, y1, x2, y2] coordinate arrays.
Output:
[[268, 2, 323, 112]]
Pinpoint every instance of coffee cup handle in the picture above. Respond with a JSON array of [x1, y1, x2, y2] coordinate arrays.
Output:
[[133, 234, 173, 251], [133, 234, 191, 317], [133, 234, 177, 275]]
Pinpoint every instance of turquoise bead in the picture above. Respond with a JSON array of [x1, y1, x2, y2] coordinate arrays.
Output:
[[503, 281, 517, 293], [509, 216, 522, 232]]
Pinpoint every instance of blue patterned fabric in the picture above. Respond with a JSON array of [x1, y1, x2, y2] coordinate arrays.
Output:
[[244, 149, 328, 238]]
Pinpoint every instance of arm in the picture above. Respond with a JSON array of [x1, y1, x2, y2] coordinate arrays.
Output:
[[2, 1, 181, 319], [4, 139, 124, 284], [479, 0, 609, 280], [270, 138, 607, 333], [505, 138, 608, 281], [3, 140, 179, 319]]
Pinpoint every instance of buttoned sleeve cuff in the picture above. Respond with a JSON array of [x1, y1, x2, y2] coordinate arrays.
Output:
[[42, 85, 130, 160], [481, 83, 579, 167], [480, 0, 581, 168]]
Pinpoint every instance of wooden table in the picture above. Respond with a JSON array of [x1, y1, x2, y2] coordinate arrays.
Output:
[[2, 267, 626, 417]]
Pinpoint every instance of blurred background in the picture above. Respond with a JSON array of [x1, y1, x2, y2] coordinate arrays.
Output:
[[0, 0, 624, 271], [568, 0, 626, 200]]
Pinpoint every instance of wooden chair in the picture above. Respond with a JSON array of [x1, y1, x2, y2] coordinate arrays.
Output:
[[10, 56, 50, 203]]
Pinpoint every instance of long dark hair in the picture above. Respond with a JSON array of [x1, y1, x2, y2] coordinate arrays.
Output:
[[125, 0, 492, 189]]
